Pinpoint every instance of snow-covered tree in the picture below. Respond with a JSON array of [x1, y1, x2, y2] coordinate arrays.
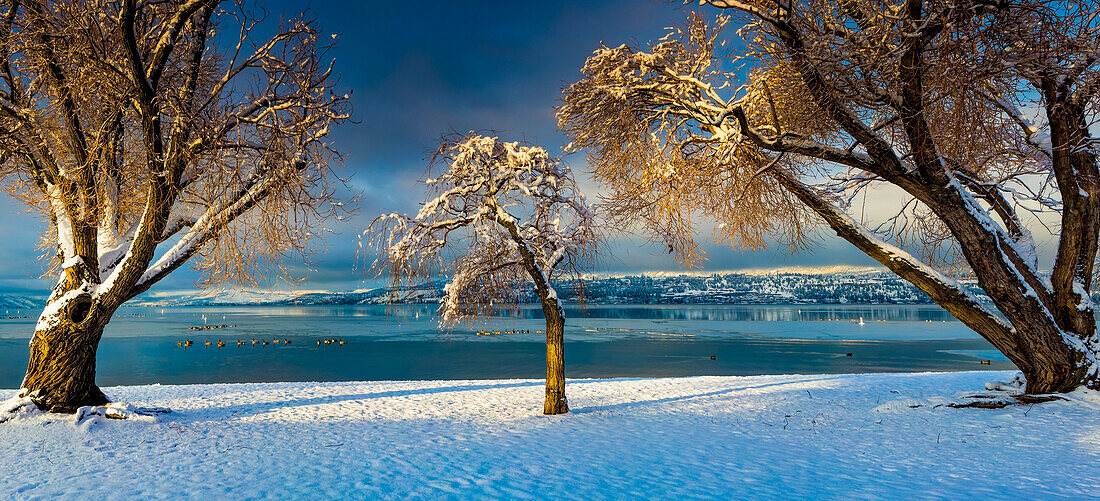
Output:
[[558, 0, 1100, 394], [0, 0, 349, 412], [367, 134, 598, 415]]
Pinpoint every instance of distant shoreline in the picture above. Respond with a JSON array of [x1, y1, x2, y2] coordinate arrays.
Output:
[[2, 270, 1008, 309]]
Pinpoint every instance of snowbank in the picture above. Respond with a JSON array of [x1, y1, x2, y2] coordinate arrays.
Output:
[[1, 372, 1098, 499]]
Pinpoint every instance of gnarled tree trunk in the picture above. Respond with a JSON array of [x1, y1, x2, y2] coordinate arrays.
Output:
[[1008, 339, 1089, 394], [541, 297, 568, 415], [21, 294, 112, 413]]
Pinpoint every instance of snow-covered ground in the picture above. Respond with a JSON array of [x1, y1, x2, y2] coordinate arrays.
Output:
[[2, 372, 1098, 499]]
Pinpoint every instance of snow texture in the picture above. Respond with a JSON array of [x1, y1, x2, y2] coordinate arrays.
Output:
[[1, 371, 1098, 499]]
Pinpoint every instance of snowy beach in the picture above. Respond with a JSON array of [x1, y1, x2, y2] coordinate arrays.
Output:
[[2, 371, 1098, 499]]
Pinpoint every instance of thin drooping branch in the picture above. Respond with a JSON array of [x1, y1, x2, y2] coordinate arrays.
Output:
[[731, 106, 876, 171]]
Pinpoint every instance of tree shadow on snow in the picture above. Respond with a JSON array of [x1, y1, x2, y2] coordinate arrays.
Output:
[[569, 377, 840, 414], [183, 380, 544, 420]]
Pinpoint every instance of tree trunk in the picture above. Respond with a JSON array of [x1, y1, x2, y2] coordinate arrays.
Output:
[[1005, 334, 1094, 394], [542, 299, 568, 415], [20, 297, 110, 413]]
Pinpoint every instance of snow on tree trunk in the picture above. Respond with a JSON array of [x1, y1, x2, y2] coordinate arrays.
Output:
[[22, 303, 110, 413]]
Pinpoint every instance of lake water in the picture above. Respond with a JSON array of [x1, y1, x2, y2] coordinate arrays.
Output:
[[0, 304, 1015, 388]]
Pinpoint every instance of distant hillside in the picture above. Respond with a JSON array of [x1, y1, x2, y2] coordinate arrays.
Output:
[[129, 269, 996, 307], [133, 281, 447, 307], [576, 271, 942, 305], [0, 294, 43, 310]]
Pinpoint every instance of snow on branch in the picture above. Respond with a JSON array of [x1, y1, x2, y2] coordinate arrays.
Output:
[[366, 134, 599, 325]]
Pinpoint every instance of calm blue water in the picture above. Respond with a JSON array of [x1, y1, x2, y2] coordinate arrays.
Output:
[[0, 304, 1014, 388]]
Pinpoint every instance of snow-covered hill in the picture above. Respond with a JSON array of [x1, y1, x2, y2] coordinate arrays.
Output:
[[576, 270, 977, 304], [127, 269, 985, 307], [0, 295, 43, 311], [132, 281, 447, 307]]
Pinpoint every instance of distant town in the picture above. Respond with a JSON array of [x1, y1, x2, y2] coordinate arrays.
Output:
[[36, 269, 999, 308]]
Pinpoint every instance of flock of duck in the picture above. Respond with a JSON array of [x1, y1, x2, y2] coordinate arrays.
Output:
[[175, 338, 348, 348], [173, 330, 542, 346], [176, 338, 290, 348], [187, 324, 235, 331], [475, 329, 540, 336]]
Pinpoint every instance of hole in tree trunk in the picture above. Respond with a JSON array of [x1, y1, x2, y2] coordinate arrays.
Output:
[[67, 294, 92, 323]]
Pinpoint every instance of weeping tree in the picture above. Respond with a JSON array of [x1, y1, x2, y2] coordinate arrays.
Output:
[[559, 0, 1100, 394], [0, 0, 348, 412], [367, 134, 598, 415]]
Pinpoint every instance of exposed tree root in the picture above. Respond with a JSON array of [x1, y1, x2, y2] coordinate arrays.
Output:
[[1, 396, 172, 426], [1015, 394, 1068, 404], [947, 393, 1066, 409], [947, 400, 1013, 409], [0, 396, 43, 424], [74, 404, 172, 423]]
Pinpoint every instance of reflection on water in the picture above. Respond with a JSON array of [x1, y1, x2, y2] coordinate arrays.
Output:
[[0, 304, 1017, 388], [0, 304, 973, 341], [448, 304, 960, 323], [0, 336, 1012, 389]]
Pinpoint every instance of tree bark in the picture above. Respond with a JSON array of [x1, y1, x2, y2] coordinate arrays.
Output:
[[1011, 340, 1091, 394], [541, 298, 568, 415], [20, 299, 110, 413]]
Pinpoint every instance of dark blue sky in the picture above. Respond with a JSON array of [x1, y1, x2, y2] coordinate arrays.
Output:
[[0, 1, 876, 295]]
